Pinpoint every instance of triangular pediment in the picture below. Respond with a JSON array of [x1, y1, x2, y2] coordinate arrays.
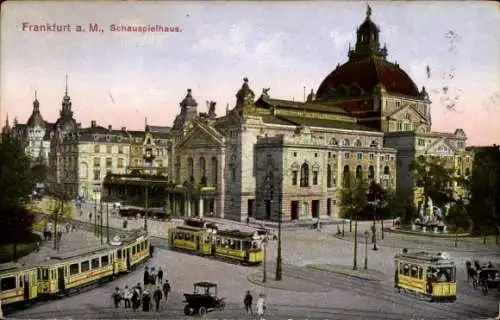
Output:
[[424, 138, 457, 156], [387, 104, 427, 123], [176, 122, 224, 150]]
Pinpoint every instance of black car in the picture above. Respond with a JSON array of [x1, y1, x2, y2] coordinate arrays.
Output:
[[183, 282, 225, 316]]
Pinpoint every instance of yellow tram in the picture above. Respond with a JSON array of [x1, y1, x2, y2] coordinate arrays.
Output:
[[394, 250, 457, 302], [0, 231, 150, 311], [168, 219, 263, 265]]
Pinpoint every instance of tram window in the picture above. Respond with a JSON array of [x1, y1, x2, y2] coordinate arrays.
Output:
[[132, 247, 136, 255], [136, 244, 140, 252], [91, 258, 100, 269], [418, 267, 423, 279], [243, 241, 251, 250], [37, 269, 41, 280], [19, 276, 23, 287], [101, 255, 109, 266], [437, 267, 453, 282], [410, 265, 418, 278], [81, 261, 90, 272], [117, 250, 122, 259], [0, 277, 16, 291], [41, 268, 49, 280], [403, 264, 410, 276], [52, 270, 56, 279]]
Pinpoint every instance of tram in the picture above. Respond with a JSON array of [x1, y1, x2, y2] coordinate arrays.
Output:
[[394, 250, 456, 302], [168, 218, 263, 265], [0, 231, 150, 311]]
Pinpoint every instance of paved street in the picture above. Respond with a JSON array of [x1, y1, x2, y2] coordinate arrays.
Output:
[[8, 201, 499, 319]]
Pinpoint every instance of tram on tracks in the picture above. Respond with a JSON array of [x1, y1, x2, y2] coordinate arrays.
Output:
[[168, 218, 263, 265], [0, 230, 150, 311], [394, 250, 457, 302]]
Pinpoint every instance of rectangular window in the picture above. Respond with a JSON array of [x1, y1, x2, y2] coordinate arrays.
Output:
[[94, 145, 100, 153], [0, 277, 16, 291], [91, 258, 100, 269], [380, 155, 384, 161], [369, 153, 374, 160], [81, 261, 90, 272], [312, 171, 318, 185], [118, 146, 124, 154], [93, 157, 100, 167], [344, 152, 350, 160], [157, 160, 163, 167], [93, 170, 100, 181], [106, 158, 112, 168], [106, 145, 112, 153], [385, 155, 390, 161], [357, 153, 363, 161], [292, 171, 298, 185], [69, 263, 79, 275], [117, 158, 124, 168]]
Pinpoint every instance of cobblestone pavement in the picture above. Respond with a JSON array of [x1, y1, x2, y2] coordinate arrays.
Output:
[[10, 245, 500, 320]]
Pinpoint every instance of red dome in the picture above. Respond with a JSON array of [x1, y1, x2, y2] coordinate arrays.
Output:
[[316, 57, 420, 100]]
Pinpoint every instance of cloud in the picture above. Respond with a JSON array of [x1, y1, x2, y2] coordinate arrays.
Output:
[[191, 20, 290, 67]]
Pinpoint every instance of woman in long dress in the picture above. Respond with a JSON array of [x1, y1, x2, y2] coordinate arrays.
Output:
[[255, 293, 266, 318]]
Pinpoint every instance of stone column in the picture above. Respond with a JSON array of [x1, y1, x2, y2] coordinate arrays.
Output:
[[199, 197, 204, 218], [336, 151, 342, 188], [375, 151, 381, 183]]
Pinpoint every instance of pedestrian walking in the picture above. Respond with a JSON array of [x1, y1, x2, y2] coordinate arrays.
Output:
[[157, 267, 163, 284], [123, 285, 131, 308], [89, 212, 92, 221], [142, 290, 152, 312], [143, 267, 150, 285], [112, 287, 121, 308], [162, 280, 171, 303], [131, 288, 139, 311], [244, 290, 253, 315], [256, 293, 266, 319], [153, 286, 163, 311], [150, 267, 156, 285]]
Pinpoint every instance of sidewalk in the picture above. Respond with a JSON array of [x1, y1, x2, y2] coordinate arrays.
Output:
[[247, 271, 330, 293], [307, 264, 387, 282], [16, 227, 105, 267]]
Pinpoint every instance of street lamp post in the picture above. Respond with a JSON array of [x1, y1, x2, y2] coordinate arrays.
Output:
[[144, 186, 149, 232], [100, 201, 103, 245], [342, 218, 345, 237], [364, 230, 369, 269], [276, 189, 282, 281], [353, 209, 359, 270], [372, 200, 378, 251], [262, 238, 267, 283], [106, 201, 110, 243], [94, 197, 97, 236]]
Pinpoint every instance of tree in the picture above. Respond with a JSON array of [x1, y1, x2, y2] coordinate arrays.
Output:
[[445, 199, 471, 232], [30, 163, 49, 184], [340, 179, 368, 226], [0, 133, 34, 208], [467, 147, 500, 235], [384, 187, 415, 225], [410, 155, 456, 209]]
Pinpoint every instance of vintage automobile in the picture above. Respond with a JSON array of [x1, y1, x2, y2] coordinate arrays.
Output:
[[183, 282, 225, 316]]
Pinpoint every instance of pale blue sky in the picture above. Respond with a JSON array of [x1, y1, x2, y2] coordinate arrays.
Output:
[[1, 1, 498, 144]]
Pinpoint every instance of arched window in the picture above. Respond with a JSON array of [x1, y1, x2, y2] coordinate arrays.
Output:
[[187, 157, 194, 182], [342, 139, 350, 147], [199, 157, 206, 178], [356, 165, 363, 180], [368, 165, 375, 179], [370, 140, 377, 148], [327, 164, 332, 188], [330, 138, 338, 146], [355, 139, 362, 147], [79, 162, 88, 179], [300, 163, 309, 187], [384, 166, 390, 175], [465, 168, 470, 176], [342, 165, 351, 188], [211, 157, 218, 185]]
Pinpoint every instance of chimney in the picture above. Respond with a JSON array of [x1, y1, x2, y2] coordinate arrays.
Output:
[[121, 127, 126, 131], [108, 125, 112, 131], [91, 120, 96, 128]]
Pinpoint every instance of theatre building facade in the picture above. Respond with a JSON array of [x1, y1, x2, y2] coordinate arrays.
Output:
[[104, 7, 470, 222]]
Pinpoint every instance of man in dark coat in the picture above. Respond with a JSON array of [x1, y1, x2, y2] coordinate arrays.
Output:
[[244, 290, 253, 314], [142, 290, 152, 312], [112, 287, 121, 308], [158, 268, 164, 284], [153, 286, 163, 311], [143, 267, 149, 285], [162, 280, 171, 303]]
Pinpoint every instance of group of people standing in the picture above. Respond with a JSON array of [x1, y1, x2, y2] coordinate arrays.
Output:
[[244, 291, 267, 318], [111, 265, 171, 312]]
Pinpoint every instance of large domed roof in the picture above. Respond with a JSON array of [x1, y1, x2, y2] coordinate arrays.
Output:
[[316, 57, 420, 100]]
